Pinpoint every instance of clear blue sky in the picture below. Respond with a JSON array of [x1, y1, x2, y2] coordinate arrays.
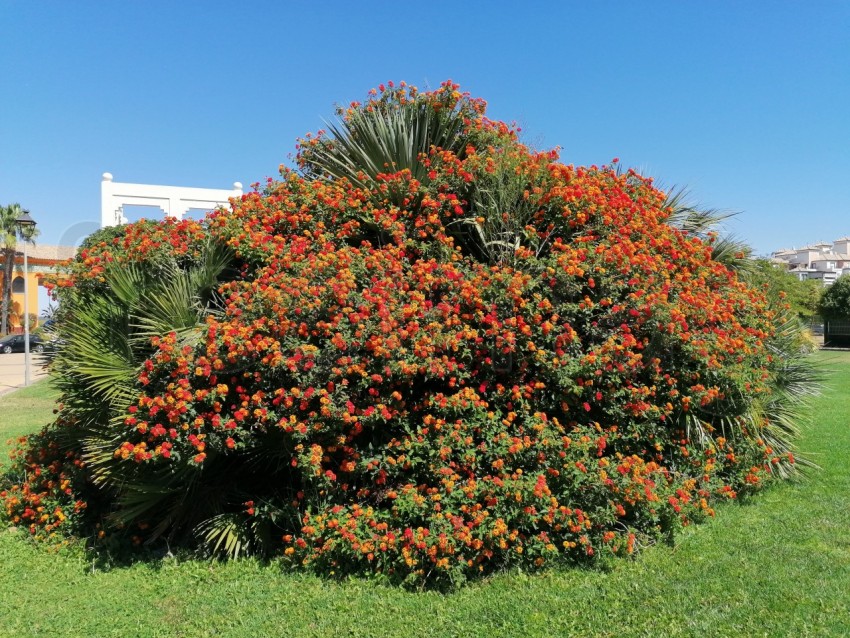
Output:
[[2, 1, 848, 256]]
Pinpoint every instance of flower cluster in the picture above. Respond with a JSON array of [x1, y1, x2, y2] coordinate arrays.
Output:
[[1, 430, 90, 542]]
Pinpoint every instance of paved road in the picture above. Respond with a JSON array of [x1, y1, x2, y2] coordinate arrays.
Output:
[[0, 352, 48, 396]]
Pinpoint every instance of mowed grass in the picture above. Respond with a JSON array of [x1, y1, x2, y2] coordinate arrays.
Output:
[[0, 381, 60, 459], [0, 353, 848, 637]]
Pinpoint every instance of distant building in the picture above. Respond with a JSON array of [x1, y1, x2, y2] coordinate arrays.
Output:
[[0, 244, 75, 331], [101, 172, 242, 227], [771, 237, 850, 286]]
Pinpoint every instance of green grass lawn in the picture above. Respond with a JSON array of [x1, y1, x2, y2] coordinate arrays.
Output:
[[0, 381, 60, 460], [1, 353, 848, 637]]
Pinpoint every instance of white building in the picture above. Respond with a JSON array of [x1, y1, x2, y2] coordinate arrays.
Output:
[[100, 173, 243, 228], [772, 237, 850, 286]]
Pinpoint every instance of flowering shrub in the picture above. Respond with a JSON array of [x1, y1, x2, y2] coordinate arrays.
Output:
[[1, 431, 89, 542], [2, 82, 814, 587]]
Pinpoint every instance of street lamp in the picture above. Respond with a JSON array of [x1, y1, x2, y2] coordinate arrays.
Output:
[[15, 210, 36, 386]]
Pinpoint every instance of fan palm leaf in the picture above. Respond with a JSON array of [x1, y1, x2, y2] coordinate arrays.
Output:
[[195, 513, 251, 559]]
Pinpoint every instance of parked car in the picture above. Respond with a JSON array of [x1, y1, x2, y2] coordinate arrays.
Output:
[[0, 333, 47, 354]]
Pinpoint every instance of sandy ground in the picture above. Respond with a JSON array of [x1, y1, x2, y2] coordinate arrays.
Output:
[[0, 352, 48, 397]]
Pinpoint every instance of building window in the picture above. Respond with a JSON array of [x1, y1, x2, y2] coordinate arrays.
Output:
[[11, 276, 25, 293]]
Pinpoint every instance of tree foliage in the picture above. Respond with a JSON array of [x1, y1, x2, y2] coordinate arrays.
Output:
[[0, 203, 39, 335], [2, 82, 818, 587], [748, 259, 822, 321], [819, 273, 850, 320]]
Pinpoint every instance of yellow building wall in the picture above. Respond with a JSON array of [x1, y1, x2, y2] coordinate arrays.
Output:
[[3, 270, 42, 331], [1, 255, 72, 332], [12, 271, 41, 328]]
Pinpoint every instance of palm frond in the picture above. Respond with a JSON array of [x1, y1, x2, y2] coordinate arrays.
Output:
[[302, 99, 467, 191], [445, 151, 541, 265], [195, 513, 252, 559], [131, 271, 202, 342], [663, 186, 734, 236], [130, 240, 231, 340], [41, 232, 242, 545], [750, 304, 822, 477], [189, 239, 235, 304], [103, 262, 149, 308], [51, 297, 137, 411], [709, 235, 753, 274], [662, 186, 757, 275]]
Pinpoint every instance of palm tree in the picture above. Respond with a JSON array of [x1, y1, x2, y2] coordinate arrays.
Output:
[[1, 203, 39, 335]]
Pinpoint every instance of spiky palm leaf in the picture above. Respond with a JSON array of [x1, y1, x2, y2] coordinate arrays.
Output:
[[194, 488, 292, 559], [50, 296, 136, 424], [448, 154, 543, 265], [130, 243, 231, 346], [708, 234, 754, 275], [188, 238, 237, 304], [302, 99, 468, 191], [755, 304, 822, 476], [131, 271, 206, 344]]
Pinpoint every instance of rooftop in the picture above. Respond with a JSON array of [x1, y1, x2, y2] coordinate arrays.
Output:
[[14, 244, 77, 262]]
